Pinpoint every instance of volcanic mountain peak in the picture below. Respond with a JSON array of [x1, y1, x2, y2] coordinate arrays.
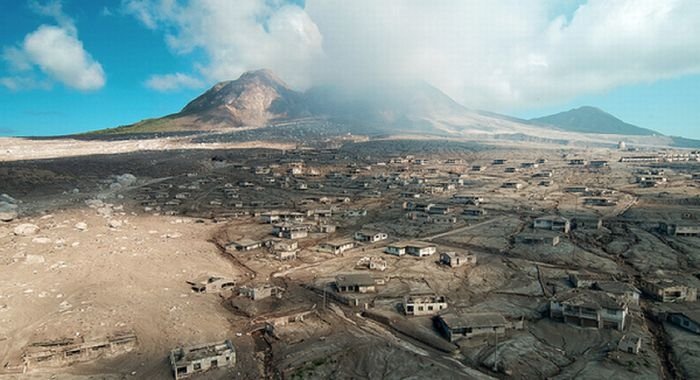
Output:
[[179, 69, 305, 126]]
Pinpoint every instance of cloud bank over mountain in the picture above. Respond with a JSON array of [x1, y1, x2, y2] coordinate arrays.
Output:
[[123, 0, 700, 111]]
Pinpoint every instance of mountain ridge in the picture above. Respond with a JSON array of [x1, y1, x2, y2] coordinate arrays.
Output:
[[530, 106, 660, 136]]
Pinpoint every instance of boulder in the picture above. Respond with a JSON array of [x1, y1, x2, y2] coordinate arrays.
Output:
[[14, 223, 40, 236], [115, 173, 137, 187], [74, 222, 88, 231], [108, 219, 123, 228], [31, 237, 52, 244], [24, 254, 45, 264]]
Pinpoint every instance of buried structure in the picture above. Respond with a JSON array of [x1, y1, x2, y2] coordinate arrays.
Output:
[[170, 340, 236, 379]]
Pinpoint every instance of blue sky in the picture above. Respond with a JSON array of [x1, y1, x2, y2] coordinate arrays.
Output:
[[1, 0, 699, 139]]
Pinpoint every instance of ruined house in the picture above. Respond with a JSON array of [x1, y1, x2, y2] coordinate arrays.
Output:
[[571, 216, 603, 230], [515, 232, 560, 246], [21, 333, 137, 369], [452, 194, 483, 205], [594, 281, 641, 305], [319, 240, 355, 255], [385, 243, 407, 256], [549, 289, 628, 331], [435, 312, 510, 342], [356, 256, 388, 271], [618, 335, 642, 354], [238, 284, 284, 300], [187, 276, 236, 294], [501, 181, 523, 190], [439, 251, 476, 268], [583, 198, 617, 207], [660, 223, 700, 236], [640, 278, 698, 302], [335, 273, 377, 293], [667, 308, 700, 334], [272, 223, 309, 239], [403, 295, 447, 316], [271, 239, 298, 260], [354, 230, 388, 243], [428, 215, 458, 224], [170, 340, 235, 380], [227, 239, 262, 252], [462, 207, 487, 218], [534, 215, 571, 233]]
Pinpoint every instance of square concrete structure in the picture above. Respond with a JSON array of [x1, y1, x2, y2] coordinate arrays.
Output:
[[170, 340, 235, 380], [187, 276, 236, 294], [440, 251, 476, 268], [403, 295, 447, 316], [618, 335, 642, 354]]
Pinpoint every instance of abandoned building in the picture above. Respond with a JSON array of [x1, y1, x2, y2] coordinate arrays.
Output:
[[667, 308, 700, 334], [428, 215, 458, 224], [569, 272, 607, 288], [549, 289, 628, 331], [620, 155, 659, 163], [583, 197, 617, 207], [618, 335, 642, 354], [385, 243, 407, 256], [435, 312, 509, 342], [403, 295, 448, 316], [170, 340, 236, 380], [534, 215, 571, 233], [354, 230, 388, 243], [406, 242, 437, 257], [640, 278, 698, 302], [452, 194, 483, 205], [660, 223, 700, 236], [319, 240, 355, 255], [501, 181, 523, 190], [21, 333, 137, 369], [271, 239, 298, 260], [356, 256, 388, 271], [439, 251, 477, 268], [238, 284, 284, 300], [571, 216, 603, 230], [564, 186, 589, 193], [568, 158, 587, 165], [594, 281, 641, 305], [589, 160, 609, 168], [260, 211, 305, 224], [187, 276, 236, 294], [227, 238, 262, 252], [335, 273, 377, 293], [272, 223, 309, 239], [462, 207, 487, 218], [515, 232, 560, 246]]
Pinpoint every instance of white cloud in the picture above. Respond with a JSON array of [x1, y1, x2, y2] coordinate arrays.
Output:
[[145, 72, 204, 91], [126, 0, 700, 110], [123, 0, 323, 88], [22, 25, 105, 91], [1, 2, 106, 91]]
